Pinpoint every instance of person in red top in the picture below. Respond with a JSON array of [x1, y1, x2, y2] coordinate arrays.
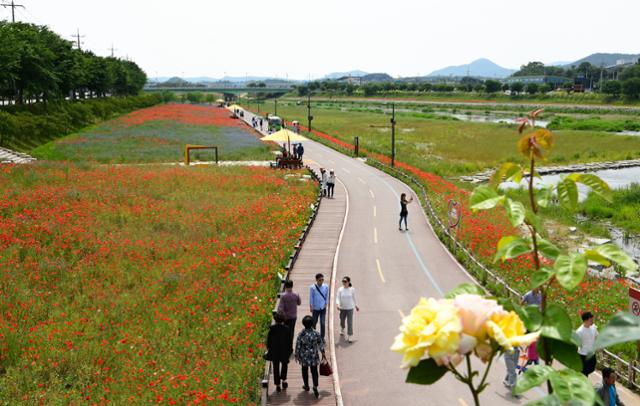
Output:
[[278, 280, 301, 352]]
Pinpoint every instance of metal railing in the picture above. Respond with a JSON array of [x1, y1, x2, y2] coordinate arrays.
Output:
[[366, 158, 640, 393], [260, 167, 323, 405]]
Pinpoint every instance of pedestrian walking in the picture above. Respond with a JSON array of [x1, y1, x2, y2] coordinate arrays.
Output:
[[336, 276, 359, 343], [297, 143, 304, 161], [595, 367, 625, 406], [278, 280, 301, 352], [309, 273, 329, 341], [503, 346, 521, 398], [576, 311, 598, 377], [320, 168, 328, 197], [399, 193, 413, 231], [327, 170, 336, 198], [266, 312, 293, 393], [521, 288, 542, 309], [295, 315, 326, 399]]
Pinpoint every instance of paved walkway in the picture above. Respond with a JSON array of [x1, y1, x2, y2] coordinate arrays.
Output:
[[0, 147, 36, 164], [234, 107, 640, 405]]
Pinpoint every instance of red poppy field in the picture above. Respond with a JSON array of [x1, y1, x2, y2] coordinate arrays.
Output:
[[0, 163, 316, 404]]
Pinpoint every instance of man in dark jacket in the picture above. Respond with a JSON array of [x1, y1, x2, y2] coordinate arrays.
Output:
[[595, 367, 625, 406], [267, 312, 292, 392]]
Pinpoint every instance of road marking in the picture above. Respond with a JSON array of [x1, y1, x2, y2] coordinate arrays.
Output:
[[374, 227, 378, 244], [398, 309, 405, 319], [458, 399, 469, 406], [373, 206, 377, 217], [358, 177, 366, 184], [328, 159, 335, 165], [369, 189, 375, 199], [342, 168, 351, 174], [375, 259, 386, 283]]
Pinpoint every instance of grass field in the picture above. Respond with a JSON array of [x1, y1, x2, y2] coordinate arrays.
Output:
[[31, 104, 274, 163], [256, 101, 640, 177], [0, 163, 316, 403]]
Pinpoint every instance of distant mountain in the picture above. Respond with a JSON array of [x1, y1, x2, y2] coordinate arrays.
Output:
[[564, 53, 640, 67], [361, 73, 393, 82], [324, 70, 368, 80], [428, 58, 516, 78]]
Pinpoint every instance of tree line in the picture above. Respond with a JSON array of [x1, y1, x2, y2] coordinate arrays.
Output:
[[295, 61, 640, 99], [0, 21, 147, 105]]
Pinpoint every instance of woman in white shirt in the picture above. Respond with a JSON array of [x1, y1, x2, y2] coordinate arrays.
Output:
[[327, 170, 336, 198], [336, 276, 359, 342]]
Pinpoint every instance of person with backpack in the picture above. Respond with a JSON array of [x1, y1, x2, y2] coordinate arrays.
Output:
[[309, 273, 329, 341]]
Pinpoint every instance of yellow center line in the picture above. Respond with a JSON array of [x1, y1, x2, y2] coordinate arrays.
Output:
[[376, 259, 386, 283], [398, 309, 405, 319], [342, 168, 351, 174], [458, 399, 469, 406], [369, 189, 375, 199], [374, 227, 378, 244], [373, 206, 377, 217], [358, 177, 366, 184]]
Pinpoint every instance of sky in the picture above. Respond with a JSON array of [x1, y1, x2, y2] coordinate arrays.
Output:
[[3, 0, 639, 80]]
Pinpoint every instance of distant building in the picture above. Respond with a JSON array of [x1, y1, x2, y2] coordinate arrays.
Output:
[[505, 75, 570, 89], [337, 76, 362, 85]]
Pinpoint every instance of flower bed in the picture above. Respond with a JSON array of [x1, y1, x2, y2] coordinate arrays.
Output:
[[0, 163, 316, 403], [32, 104, 274, 163]]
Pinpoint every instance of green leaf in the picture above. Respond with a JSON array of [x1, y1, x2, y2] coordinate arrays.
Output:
[[570, 173, 612, 202], [595, 312, 640, 351], [405, 358, 449, 385], [493, 236, 532, 263], [549, 369, 597, 405], [537, 237, 560, 261], [490, 163, 523, 189], [524, 210, 543, 231], [554, 253, 587, 291], [556, 177, 579, 211], [531, 267, 555, 289], [505, 198, 526, 227], [541, 304, 574, 343], [522, 394, 561, 406], [518, 304, 543, 332], [470, 186, 505, 211], [589, 244, 638, 274], [514, 365, 554, 394], [444, 283, 486, 299], [536, 184, 555, 208], [537, 338, 582, 371]]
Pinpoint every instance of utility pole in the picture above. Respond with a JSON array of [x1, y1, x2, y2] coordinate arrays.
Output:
[[307, 90, 313, 133], [391, 103, 396, 167], [71, 28, 85, 50], [2, 1, 25, 23], [108, 45, 117, 58]]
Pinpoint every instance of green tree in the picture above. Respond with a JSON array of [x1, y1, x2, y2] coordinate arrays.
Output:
[[526, 83, 539, 94], [509, 82, 524, 94], [602, 81, 622, 98], [622, 78, 640, 99], [484, 80, 502, 93]]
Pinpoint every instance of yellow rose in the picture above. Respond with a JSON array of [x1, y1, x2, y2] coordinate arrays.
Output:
[[391, 298, 462, 368], [486, 311, 539, 351]]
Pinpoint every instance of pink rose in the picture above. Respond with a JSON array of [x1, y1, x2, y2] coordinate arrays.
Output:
[[453, 294, 505, 341]]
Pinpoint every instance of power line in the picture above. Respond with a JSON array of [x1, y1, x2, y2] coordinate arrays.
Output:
[[71, 28, 85, 50], [1, 0, 25, 23]]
